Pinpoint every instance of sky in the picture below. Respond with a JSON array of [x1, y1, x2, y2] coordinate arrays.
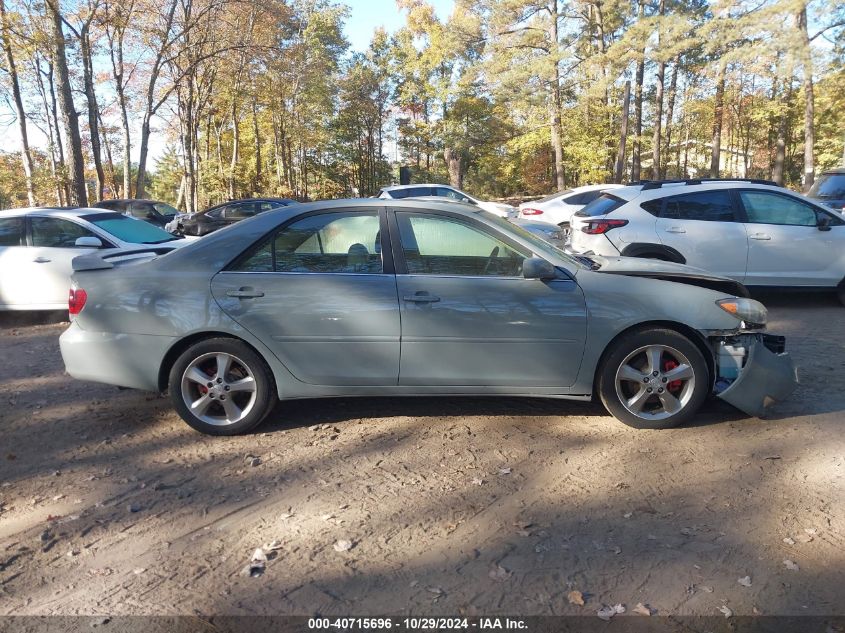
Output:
[[344, 0, 454, 51]]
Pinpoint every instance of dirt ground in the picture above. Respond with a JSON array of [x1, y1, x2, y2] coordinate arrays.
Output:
[[0, 293, 843, 620]]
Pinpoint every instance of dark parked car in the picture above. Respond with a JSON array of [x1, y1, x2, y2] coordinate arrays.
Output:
[[807, 168, 845, 211], [94, 199, 179, 228], [173, 198, 297, 237]]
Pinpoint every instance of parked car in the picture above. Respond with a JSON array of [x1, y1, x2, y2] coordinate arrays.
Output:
[[60, 198, 796, 435], [807, 168, 845, 211], [0, 207, 184, 311], [168, 198, 297, 237], [377, 184, 517, 218], [518, 184, 625, 228], [94, 199, 180, 228], [511, 218, 568, 248], [409, 195, 566, 248], [568, 178, 845, 301]]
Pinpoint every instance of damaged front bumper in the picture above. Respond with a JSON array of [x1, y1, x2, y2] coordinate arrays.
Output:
[[708, 332, 799, 417]]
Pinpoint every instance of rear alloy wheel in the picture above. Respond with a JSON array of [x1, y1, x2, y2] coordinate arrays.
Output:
[[598, 328, 709, 429], [169, 338, 275, 435]]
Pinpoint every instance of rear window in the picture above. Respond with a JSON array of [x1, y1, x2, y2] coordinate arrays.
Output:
[[536, 189, 573, 204], [640, 199, 662, 215], [389, 187, 431, 199], [83, 213, 179, 244], [574, 194, 625, 218], [153, 202, 179, 217], [808, 173, 845, 199]]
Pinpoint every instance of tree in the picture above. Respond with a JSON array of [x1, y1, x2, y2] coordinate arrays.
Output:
[[0, 0, 36, 205]]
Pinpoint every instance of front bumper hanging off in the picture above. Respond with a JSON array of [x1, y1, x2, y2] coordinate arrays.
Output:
[[714, 333, 799, 418]]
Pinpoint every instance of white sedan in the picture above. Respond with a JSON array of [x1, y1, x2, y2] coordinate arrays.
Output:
[[0, 207, 186, 311], [377, 184, 517, 218], [518, 184, 624, 226]]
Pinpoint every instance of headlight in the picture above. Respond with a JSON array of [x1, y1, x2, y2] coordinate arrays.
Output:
[[716, 298, 767, 327]]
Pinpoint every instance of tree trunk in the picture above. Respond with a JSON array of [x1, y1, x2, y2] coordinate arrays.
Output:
[[229, 98, 240, 199], [80, 27, 105, 201], [614, 80, 631, 184], [444, 147, 464, 189], [630, 0, 646, 182], [651, 0, 665, 180], [252, 98, 262, 194], [797, 4, 815, 191], [548, 0, 565, 190], [773, 79, 791, 186], [48, 0, 87, 206], [663, 63, 679, 177], [710, 64, 726, 178], [1, 0, 36, 206]]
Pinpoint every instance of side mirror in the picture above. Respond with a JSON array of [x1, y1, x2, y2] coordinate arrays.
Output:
[[461, 197, 471, 203], [818, 215, 832, 232], [523, 256, 556, 280], [75, 236, 103, 248]]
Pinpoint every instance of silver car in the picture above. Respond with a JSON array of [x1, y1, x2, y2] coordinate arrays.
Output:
[[59, 199, 798, 435]]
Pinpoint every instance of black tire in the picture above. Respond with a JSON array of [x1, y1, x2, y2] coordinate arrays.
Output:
[[597, 327, 710, 429], [168, 337, 276, 435]]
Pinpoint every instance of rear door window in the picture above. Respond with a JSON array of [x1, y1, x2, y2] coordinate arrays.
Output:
[[661, 190, 738, 222], [0, 217, 24, 247], [232, 211, 383, 274], [574, 194, 625, 218]]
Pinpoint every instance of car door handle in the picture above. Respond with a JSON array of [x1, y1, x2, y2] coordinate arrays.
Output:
[[33, 257, 51, 263], [403, 293, 440, 303], [226, 287, 264, 298], [664, 227, 686, 234], [750, 233, 771, 240]]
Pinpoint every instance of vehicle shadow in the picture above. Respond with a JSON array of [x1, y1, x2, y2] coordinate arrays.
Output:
[[0, 310, 69, 329]]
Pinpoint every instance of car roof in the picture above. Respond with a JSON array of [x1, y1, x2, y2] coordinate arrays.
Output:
[[569, 183, 624, 193], [606, 180, 798, 203], [820, 168, 845, 175], [0, 206, 124, 219]]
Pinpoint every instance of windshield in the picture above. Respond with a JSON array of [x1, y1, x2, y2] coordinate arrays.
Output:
[[808, 173, 845, 199], [83, 213, 179, 244], [482, 212, 587, 270], [536, 189, 573, 204], [153, 202, 179, 217]]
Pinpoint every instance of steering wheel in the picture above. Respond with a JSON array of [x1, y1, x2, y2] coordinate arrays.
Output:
[[482, 246, 500, 275]]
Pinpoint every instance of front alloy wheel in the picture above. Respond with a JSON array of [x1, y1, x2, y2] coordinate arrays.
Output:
[[169, 338, 275, 435], [598, 328, 709, 429]]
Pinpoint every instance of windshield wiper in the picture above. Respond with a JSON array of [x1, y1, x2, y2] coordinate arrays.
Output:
[[141, 238, 177, 244]]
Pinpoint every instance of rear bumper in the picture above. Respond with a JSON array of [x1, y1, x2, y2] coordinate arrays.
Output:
[[715, 334, 798, 417], [59, 321, 176, 392]]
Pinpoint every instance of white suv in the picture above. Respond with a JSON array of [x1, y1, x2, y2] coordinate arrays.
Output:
[[569, 179, 845, 294]]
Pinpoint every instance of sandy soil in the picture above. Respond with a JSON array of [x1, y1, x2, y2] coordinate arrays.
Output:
[[0, 294, 843, 619]]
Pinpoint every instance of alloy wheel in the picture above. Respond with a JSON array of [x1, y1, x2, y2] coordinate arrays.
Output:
[[614, 344, 696, 421], [180, 352, 257, 426]]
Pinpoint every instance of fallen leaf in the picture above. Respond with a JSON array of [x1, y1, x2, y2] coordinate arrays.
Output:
[[738, 576, 752, 587], [783, 559, 799, 571], [568, 590, 585, 606], [783, 537, 796, 545], [597, 604, 625, 621], [333, 539, 353, 552], [719, 605, 733, 618], [426, 586, 443, 595], [633, 603, 653, 616], [498, 467, 511, 475], [489, 564, 512, 581], [796, 533, 814, 543], [804, 528, 817, 535], [623, 512, 632, 518], [471, 477, 484, 486]]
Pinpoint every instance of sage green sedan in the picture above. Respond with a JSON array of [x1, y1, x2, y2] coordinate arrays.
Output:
[[59, 198, 797, 435]]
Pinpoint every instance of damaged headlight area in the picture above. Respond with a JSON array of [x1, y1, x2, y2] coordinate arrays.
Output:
[[710, 333, 798, 417], [716, 297, 768, 328]]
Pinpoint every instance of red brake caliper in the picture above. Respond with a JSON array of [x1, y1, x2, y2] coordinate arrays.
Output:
[[663, 360, 682, 392]]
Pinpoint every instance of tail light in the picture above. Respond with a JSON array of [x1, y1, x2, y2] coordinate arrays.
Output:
[[68, 287, 87, 317], [581, 219, 628, 235], [521, 208, 544, 216]]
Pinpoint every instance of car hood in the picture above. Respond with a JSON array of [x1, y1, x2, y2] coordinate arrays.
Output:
[[590, 256, 750, 298]]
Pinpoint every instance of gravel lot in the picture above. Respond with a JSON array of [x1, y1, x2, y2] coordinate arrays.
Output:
[[0, 293, 843, 619]]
